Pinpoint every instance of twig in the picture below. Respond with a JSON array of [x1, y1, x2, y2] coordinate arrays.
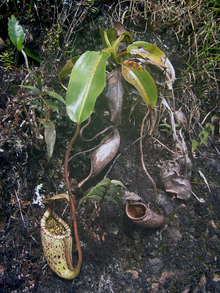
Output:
[[198, 169, 211, 193], [149, 136, 181, 155], [79, 116, 114, 142]]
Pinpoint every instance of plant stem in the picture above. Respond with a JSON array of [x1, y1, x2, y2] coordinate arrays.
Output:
[[140, 107, 162, 215], [64, 123, 82, 277], [21, 101, 36, 137]]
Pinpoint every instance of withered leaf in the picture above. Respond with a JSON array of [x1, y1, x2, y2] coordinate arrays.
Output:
[[106, 68, 124, 124]]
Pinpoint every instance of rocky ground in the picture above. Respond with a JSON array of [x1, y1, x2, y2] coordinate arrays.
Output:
[[0, 6, 220, 293]]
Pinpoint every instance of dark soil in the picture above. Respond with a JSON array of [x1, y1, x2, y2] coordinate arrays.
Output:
[[0, 6, 220, 293]]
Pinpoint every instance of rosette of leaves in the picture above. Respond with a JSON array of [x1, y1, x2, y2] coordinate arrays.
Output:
[[59, 23, 172, 126]]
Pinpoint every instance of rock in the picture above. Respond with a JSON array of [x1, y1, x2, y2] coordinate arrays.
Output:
[[165, 227, 182, 244], [213, 274, 220, 282], [151, 282, 159, 292], [192, 275, 206, 293], [157, 192, 173, 214], [159, 271, 176, 286], [148, 257, 164, 274]]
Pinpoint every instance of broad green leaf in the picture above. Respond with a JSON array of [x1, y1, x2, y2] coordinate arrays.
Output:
[[17, 36, 23, 51], [127, 41, 166, 67], [58, 56, 80, 81], [23, 47, 41, 62], [8, 15, 24, 47], [19, 85, 40, 95], [121, 60, 157, 108], [66, 51, 111, 124], [46, 91, 65, 104], [43, 120, 56, 161]]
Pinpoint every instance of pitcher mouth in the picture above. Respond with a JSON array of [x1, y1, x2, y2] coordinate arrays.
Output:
[[126, 202, 147, 220], [41, 207, 71, 239]]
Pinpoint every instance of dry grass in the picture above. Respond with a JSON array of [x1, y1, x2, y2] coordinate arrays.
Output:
[[113, 0, 219, 82]]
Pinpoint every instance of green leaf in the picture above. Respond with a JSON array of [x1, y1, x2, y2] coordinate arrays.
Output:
[[96, 178, 111, 187], [43, 120, 56, 161], [112, 32, 133, 53], [111, 179, 126, 189], [86, 195, 102, 202], [23, 47, 41, 62], [66, 51, 111, 124], [58, 56, 80, 81], [99, 26, 117, 48], [104, 195, 119, 206], [107, 189, 122, 201], [79, 194, 101, 206], [106, 28, 118, 45], [44, 99, 59, 112], [46, 91, 65, 104], [17, 36, 23, 51], [8, 15, 24, 47], [127, 41, 166, 67], [18, 85, 41, 95], [92, 190, 106, 197], [192, 139, 200, 153], [121, 60, 158, 108], [110, 191, 123, 202], [192, 122, 215, 153], [79, 178, 125, 207], [31, 99, 58, 112], [109, 185, 122, 196]]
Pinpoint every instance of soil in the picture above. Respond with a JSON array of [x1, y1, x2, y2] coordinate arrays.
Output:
[[0, 7, 220, 293]]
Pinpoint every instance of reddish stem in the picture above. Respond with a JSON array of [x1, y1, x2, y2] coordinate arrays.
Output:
[[64, 123, 82, 277]]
